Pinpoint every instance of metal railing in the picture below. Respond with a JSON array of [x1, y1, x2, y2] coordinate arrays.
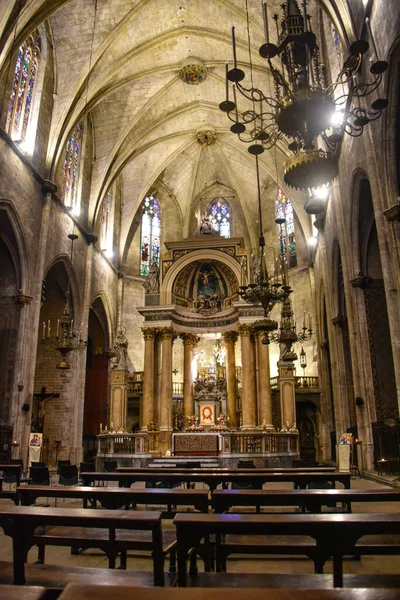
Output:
[[220, 432, 298, 455], [97, 433, 148, 454]]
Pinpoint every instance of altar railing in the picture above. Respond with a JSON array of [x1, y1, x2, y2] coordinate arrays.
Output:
[[97, 433, 148, 455], [220, 432, 298, 455]]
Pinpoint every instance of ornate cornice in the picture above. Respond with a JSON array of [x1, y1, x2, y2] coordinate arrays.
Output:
[[222, 331, 239, 344]]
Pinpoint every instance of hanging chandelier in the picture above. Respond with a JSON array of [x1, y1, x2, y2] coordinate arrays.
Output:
[[219, 1, 388, 190], [269, 296, 313, 360], [41, 233, 87, 369], [239, 156, 292, 343]]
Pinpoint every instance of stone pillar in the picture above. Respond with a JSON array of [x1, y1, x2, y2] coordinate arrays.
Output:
[[109, 370, 128, 432], [182, 333, 198, 419], [160, 327, 174, 431], [256, 332, 274, 429], [153, 330, 162, 426], [222, 331, 239, 428], [141, 328, 155, 430], [278, 360, 297, 431], [239, 325, 256, 429]]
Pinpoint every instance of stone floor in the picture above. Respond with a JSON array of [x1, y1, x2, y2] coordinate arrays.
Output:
[[0, 476, 399, 579]]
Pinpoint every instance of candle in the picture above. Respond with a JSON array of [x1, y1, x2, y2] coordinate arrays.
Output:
[[262, 1, 270, 44], [100, 423, 102, 432], [56, 319, 59, 338], [47, 319, 51, 338], [42, 321, 45, 340], [309, 314, 312, 330], [232, 25, 237, 69], [303, 310, 306, 329], [302, 0, 307, 32], [233, 82, 238, 121]]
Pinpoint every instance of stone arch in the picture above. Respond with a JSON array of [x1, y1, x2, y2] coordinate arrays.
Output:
[[382, 33, 400, 200], [0, 200, 29, 292], [161, 249, 242, 305]]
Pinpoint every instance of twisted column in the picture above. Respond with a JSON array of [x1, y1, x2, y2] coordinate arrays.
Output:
[[141, 328, 156, 430], [182, 333, 199, 419], [239, 324, 257, 429], [222, 331, 239, 428], [160, 327, 174, 430]]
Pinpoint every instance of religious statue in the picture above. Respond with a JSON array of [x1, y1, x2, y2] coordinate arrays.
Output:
[[252, 253, 262, 285], [111, 325, 128, 370], [143, 261, 160, 293]]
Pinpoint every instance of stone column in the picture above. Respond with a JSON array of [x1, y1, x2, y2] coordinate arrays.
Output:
[[278, 360, 297, 431], [153, 330, 162, 426], [256, 332, 274, 429], [222, 331, 239, 428], [109, 370, 128, 432], [141, 328, 155, 430], [182, 334, 198, 419], [239, 325, 256, 429], [160, 327, 174, 431]]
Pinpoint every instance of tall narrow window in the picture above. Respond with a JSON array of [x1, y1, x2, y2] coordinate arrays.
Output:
[[100, 189, 114, 257], [276, 188, 297, 268], [63, 122, 83, 212], [140, 194, 160, 276], [6, 31, 41, 143], [208, 198, 231, 238]]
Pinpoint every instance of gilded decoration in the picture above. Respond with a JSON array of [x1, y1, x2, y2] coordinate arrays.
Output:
[[196, 130, 217, 146], [181, 333, 200, 346], [179, 63, 207, 85], [222, 331, 239, 345], [160, 327, 174, 340], [141, 328, 156, 340], [238, 324, 254, 336]]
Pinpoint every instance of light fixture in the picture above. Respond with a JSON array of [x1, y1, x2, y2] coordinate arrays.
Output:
[[239, 156, 292, 344], [269, 299, 313, 360], [42, 232, 88, 369], [220, 1, 388, 190], [299, 346, 307, 375]]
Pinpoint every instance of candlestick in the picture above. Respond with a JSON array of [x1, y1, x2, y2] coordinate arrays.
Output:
[[303, 310, 306, 329], [232, 25, 237, 69], [56, 319, 59, 338], [47, 319, 50, 339], [233, 82, 238, 122], [302, 0, 307, 32], [225, 61, 229, 102], [262, 1, 270, 44], [42, 321, 45, 340], [309, 314, 312, 330]]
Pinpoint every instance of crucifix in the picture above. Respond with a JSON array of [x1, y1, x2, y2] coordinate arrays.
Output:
[[32, 387, 60, 433]]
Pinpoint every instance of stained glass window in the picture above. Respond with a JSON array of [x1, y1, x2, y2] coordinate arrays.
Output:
[[63, 123, 83, 210], [100, 189, 113, 253], [208, 198, 231, 238], [276, 188, 297, 268], [140, 194, 160, 276], [6, 31, 41, 142]]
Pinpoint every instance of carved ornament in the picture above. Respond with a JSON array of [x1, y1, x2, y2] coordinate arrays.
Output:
[[222, 331, 239, 345], [181, 333, 200, 346], [383, 200, 400, 222], [141, 328, 156, 341], [238, 324, 253, 336]]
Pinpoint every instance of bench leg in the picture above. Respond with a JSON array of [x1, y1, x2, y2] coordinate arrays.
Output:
[[12, 522, 26, 585], [119, 550, 127, 569], [189, 549, 198, 576], [37, 545, 45, 564], [332, 554, 343, 587], [168, 547, 177, 575], [71, 544, 81, 555]]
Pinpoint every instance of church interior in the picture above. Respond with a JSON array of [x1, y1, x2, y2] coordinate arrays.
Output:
[[0, 0, 400, 596]]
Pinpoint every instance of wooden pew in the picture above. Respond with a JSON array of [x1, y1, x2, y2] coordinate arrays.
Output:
[[117, 466, 338, 473], [57, 585, 400, 599], [81, 471, 351, 492], [173, 512, 400, 587], [17, 485, 209, 515], [0, 586, 49, 600], [0, 505, 165, 586], [212, 488, 400, 514]]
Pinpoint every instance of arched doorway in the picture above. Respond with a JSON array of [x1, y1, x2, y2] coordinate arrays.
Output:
[[83, 297, 109, 460]]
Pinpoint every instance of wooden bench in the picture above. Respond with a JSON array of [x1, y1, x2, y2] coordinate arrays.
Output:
[[81, 471, 351, 492], [212, 487, 400, 514], [17, 485, 209, 515], [117, 466, 338, 473], [0, 585, 49, 600], [0, 505, 165, 586], [56, 584, 400, 598], [173, 512, 400, 587]]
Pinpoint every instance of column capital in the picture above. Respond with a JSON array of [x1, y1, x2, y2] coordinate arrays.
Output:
[[141, 328, 156, 341], [181, 333, 200, 346], [238, 324, 254, 337], [222, 331, 239, 345], [160, 326, 175, 340]]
